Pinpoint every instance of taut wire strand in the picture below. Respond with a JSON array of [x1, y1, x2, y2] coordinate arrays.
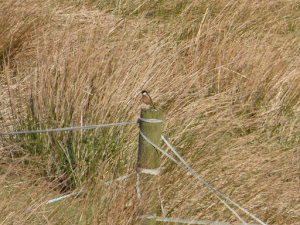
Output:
[[139, 129, 248, 224], [161, 135, 267, 225], [0, 121, 138, 136]]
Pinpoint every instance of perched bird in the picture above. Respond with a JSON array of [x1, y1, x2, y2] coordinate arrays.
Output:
[[141, 90, 156, 109]]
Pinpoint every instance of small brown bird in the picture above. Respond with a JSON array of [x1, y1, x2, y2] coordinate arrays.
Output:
[[141, 90, 156, 109]]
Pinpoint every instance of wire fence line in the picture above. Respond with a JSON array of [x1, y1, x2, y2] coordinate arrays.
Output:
[[0, 121, 138, 136], [44, 168, 161, 206], [1, 118, 266, 225], [143, 215, 260, 225], [46, 188, 84, 205], [138, 117, 164, 124], [140, 130, 246, 224], [44, 172, 138, 205], [161, 136, 266, 225], [163, 135, 265, 225], [139, 129, 266, 225]]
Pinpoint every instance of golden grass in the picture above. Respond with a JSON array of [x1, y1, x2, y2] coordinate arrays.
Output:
[[0, 0, 299, 224]]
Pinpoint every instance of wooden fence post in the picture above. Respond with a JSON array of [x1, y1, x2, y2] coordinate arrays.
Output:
[[138, 108, 164, 225]]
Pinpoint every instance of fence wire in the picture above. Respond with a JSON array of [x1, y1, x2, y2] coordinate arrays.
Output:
[[139, 126, 266, 225], [0, 121, 137, 136], [2, 117, 267, 225]]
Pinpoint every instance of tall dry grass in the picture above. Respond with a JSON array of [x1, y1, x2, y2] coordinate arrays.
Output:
[[0, 0, 299, 224]]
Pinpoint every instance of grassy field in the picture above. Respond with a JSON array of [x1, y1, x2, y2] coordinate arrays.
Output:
[[0, 0, 299, 224]]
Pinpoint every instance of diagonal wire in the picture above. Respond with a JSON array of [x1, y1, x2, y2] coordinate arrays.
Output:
[[161, 135, 267, 225], [104, 172, 137, 185], [46, 188, 84, 205], [44, 172, 137, 206], [139, 129, 248, 225]]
